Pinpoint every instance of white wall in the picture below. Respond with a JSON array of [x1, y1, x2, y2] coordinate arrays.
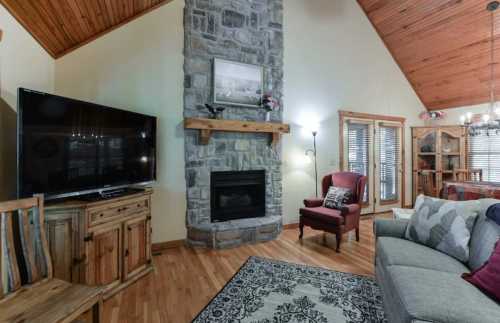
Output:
[[0, 6, 55, 200], [53, 0, 425, 243], [54, 0, 185, 243], [282, 0, 425, 225], [432, 103, 490, 126]]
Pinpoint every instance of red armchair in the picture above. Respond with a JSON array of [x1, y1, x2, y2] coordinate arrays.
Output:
[[299, 172, 367, 252]]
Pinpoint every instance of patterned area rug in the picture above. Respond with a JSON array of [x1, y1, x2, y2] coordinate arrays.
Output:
[[193, 256, 387, 323]]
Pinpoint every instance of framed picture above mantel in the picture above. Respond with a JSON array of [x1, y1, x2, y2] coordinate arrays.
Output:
[[213, 58, 264, 108]]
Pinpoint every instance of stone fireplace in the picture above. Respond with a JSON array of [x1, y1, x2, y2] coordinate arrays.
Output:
[[183, 0, 284, 248]]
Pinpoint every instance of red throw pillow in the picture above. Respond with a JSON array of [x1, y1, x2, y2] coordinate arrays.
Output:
[[462, 239, 500, 303]]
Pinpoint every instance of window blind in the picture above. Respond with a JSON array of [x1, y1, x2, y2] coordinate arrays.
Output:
[[347, 122, 370, 202], [378, 126, 400, 201], [469, 130, 500, 182]]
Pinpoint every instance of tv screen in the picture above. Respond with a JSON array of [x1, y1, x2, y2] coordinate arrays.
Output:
[[18, 88, 157, 199]]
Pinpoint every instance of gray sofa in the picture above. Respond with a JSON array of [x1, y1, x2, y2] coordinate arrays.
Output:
[[374, 199, 500, 323]]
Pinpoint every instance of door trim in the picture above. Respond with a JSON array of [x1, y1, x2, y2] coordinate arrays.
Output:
[[339, 110, 406, 214]]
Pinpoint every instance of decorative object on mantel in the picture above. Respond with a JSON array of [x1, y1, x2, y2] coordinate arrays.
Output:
[[460, 1, 500, 136], [262, 94, 279, 122], [204, 104, 225, 120], [304, 123, 319, 196], [192, 256, 387, 323], [419, 110, 446, 121], [213, 58, 264, 108], [184, 118, 290, 146]]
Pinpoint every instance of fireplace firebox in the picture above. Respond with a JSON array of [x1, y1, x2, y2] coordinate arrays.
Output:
[[211, 170, 266, 223]]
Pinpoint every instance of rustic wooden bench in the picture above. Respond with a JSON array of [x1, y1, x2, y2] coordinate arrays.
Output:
[[0, 195, 102, 323]]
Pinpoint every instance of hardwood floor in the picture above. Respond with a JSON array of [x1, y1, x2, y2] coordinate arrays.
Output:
[[102, 214, 387, 323]]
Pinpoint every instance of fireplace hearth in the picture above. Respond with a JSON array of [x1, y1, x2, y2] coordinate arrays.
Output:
[[211, 171, 265, 223]]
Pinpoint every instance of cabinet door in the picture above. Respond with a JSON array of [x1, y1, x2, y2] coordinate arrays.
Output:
[[85, 223, 122, 289], [123, 215, 151, 281], [45, 209, 82, 283], [438, 127, 467, 184], [413, 128, 438, 200]]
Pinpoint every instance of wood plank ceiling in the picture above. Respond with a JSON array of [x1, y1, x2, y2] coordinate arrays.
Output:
[[358, 0, 500, 110], [0, 0, 171, 59]]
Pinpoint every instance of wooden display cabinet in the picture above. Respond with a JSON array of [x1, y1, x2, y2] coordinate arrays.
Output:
[[44, 189, 153, 299], [412, 126, 467, 201]]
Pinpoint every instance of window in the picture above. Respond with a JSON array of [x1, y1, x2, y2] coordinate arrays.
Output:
[[469, 130, 500, 182], [378, 125, 400, 201]]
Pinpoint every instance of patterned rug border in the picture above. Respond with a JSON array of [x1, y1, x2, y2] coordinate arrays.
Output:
[[191, 256, 377, 322]]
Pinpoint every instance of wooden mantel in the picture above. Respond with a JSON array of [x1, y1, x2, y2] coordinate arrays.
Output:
[[184, 118, 290, 146]]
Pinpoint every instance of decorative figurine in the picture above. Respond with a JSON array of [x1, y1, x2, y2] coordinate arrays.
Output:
[[205, 104, 225, 119]]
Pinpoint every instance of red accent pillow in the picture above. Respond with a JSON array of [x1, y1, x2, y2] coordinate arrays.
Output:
[[462, 239, 500, 303]]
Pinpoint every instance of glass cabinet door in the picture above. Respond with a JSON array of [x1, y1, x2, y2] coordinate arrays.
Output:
[[414, 129, 438, 198], [439, 128, 464, 188]]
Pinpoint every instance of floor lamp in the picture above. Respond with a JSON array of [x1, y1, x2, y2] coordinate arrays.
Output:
[[305, 127, 319, 197]]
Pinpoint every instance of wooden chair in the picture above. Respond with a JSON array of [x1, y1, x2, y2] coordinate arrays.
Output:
[[452, 169, 483, 182], [0, 195, 102, 323], [420, 170, 436, 196]]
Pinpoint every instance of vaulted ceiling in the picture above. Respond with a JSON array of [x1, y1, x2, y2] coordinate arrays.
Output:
[[0, 0, 171, 59], [358, 0, 500, 110]]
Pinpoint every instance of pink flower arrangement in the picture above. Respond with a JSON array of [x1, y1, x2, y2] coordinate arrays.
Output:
[[419, 111, 446, 120], [262, 94, 279, 112]]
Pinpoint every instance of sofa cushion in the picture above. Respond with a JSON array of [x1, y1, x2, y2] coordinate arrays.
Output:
[[469, 199, 500, 271], [486, 203, 500, 225], [385, 265, 500, 323], [463, 239, 500, 303], [405, 195, 480, 263], [377, 237, 469, 274], [299, 207, 344, 225]]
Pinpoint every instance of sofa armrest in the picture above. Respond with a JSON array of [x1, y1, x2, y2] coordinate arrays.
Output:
[[303, 198, 324, 207], [373, 218, 409, 239]]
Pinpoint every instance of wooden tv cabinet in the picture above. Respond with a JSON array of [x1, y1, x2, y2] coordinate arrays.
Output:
[[44, 188, 153, 299]]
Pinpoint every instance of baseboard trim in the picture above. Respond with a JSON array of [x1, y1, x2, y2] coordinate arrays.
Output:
[[152, 239, 185, 254]]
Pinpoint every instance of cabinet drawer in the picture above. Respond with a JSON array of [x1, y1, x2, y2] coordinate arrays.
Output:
[[88, 198, 149, 226]]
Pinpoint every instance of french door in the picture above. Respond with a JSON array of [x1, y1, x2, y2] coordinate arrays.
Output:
[[341, 115, 404, 214]]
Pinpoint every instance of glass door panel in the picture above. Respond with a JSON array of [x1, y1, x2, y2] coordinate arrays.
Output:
[[343, 118, 374, 214], [375, 121, 403, 213]]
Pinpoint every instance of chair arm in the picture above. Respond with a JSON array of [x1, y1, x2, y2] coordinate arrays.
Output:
[[373, 218, 409, 239], [303, 198, 324, 207], [343, 204, 360, 214]]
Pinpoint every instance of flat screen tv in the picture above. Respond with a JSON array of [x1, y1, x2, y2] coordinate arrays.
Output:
[[17, 88, 157, 200]]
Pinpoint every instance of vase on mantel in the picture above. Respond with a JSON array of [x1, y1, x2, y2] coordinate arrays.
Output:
[[265, 111, 271, 122], [262, 94, 278, 123]]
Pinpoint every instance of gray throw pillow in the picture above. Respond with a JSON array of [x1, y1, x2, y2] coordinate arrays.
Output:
[[405, 195, 480, 263], [323, 187, 353, 210]]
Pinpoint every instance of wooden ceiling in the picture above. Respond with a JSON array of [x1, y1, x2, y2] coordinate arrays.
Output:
[[0, 0, 171, 59], [358, 0, 500, 110]]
